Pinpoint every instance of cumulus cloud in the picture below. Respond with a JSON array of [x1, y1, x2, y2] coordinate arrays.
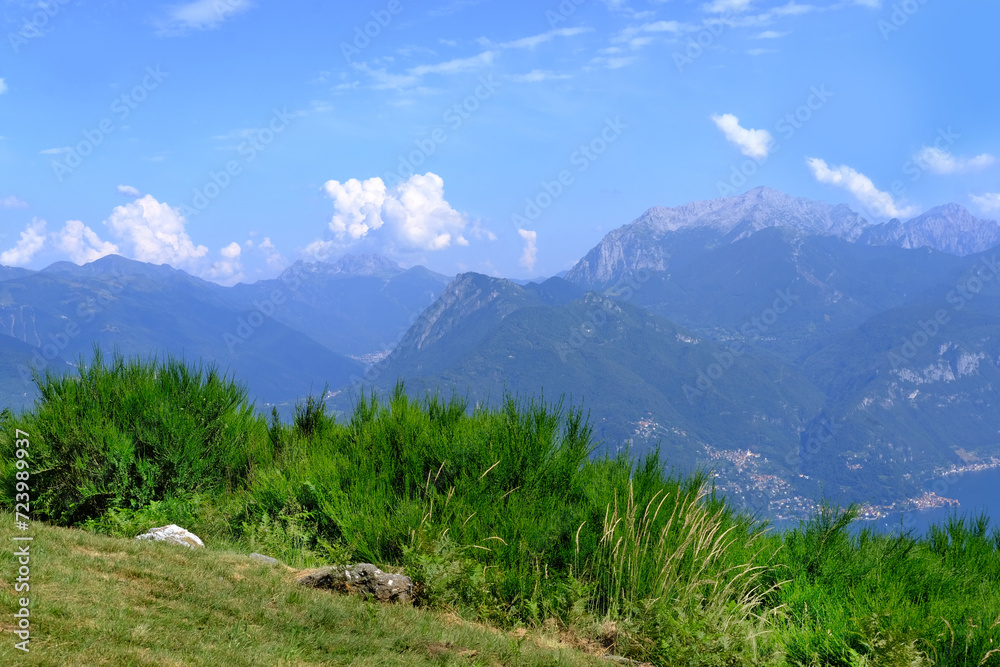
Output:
[[117, 184, 142, 197], [806, 157, 918, 219], [103, 195, 209, 267], [517, 228, 538, 271], [711, 113, 774, 160], [0, 218, 46, 266], [205, 241, 244, 285], [913, 147, 995, 174], [55, 220, 119, 264], [257, 236, 287, 270], [161, 0, 252, 32], [1, 195, 28, 208], [971, 193, 1000, 215], [322, 173, 473, 252]]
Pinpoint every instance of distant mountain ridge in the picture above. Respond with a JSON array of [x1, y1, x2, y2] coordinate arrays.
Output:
[[567, 187, 999, 287], [858, 203, 1000, 257], [281, 253, 407, 280], [0, 253, 450, 413]]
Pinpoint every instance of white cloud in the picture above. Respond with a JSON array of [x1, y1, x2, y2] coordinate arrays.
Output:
[[357, 28, 587, 90], [408, 51, 497, 77], [0, 78, 6, 94], [103, 195, 209, 267], [854, 0, 880, 7], [509, 70, 572, 83], [589, 55, 636, 69], [39, 147, 71, 155], [971, 193, 1000, 215], [728, 2, 818, 27], [1, 195, 28, 208], [913, 147, 995, 174], [746, 48, 775, 55], [162, 0, 252, 32], [205, 242, 244, 285], [493, 27, 592, 50], [703, 0, 753, 12], [517, 229, 538, 271], [806, 157, 918, 219], [0, 218, 46, 266], [613, 20, 685, 46], [753, 30, 789, 38], [258, 236, 287, 270], [322, 173, 472, 252], [711, 113, 774, 160], [353, 51, 497, 90], [117, 184, 141, 197], [302, 239, 337, 262], [55, 220, 120, 264]]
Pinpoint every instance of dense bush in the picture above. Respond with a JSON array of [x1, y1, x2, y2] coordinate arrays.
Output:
[[0, 347, 271, 524], [2, 352, 999, 666]]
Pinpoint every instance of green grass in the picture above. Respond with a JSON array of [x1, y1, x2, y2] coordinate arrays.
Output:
[[0, 512, 619, 666], [1, 349, 999, 665]]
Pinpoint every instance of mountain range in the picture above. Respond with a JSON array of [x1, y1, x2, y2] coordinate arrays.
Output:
[[3, 187, 999, 517]]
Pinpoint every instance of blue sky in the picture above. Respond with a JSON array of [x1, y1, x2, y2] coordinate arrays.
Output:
[[1, 0, 998, 284]]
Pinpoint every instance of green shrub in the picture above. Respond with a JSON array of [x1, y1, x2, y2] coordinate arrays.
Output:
[[0, 347, 270, 524]]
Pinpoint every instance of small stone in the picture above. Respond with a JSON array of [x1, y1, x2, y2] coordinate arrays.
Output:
[[249, 553, 282, 566], [134, 524, 204, 549], [296, 563, 414, 604]]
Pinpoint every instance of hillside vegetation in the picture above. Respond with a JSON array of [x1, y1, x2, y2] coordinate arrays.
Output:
[[1, 350, 999, 666]]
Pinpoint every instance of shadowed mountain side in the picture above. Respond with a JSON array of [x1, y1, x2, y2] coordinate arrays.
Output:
[[222, 257, 452, 358], [0, 334, 72, 413], [623, 229, 972, 362], [0, 256, 363, 410], [348, 273, 825, 474]]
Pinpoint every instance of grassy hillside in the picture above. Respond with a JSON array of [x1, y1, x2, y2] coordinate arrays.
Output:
[[0, 513, 618, 666], [1, 351, 998, 665]]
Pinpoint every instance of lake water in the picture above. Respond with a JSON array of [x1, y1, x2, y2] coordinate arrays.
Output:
[[764, 467, 1000, 536], [861, 467, 1000, 537]]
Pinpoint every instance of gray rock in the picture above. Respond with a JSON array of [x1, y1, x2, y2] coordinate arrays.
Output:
[[249, 553, 282, 566], [296, 563, 413, 604], [134, 524, 204, 548]]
